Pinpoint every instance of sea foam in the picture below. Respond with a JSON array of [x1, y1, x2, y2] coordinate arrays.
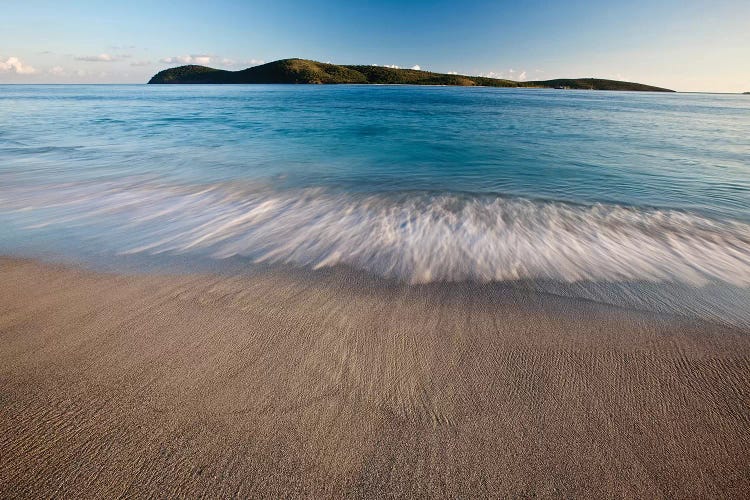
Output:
[[3, 178, 749, 288]]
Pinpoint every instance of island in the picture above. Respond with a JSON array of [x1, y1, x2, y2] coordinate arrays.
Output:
[[148, 58, 674, 92]]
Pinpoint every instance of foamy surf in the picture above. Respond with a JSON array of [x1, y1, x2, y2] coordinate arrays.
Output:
[[2, 177, 750, 327], [2, 178, 749, 286]]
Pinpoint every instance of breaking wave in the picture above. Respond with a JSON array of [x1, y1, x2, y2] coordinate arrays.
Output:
[[2, 178, 749, 288]]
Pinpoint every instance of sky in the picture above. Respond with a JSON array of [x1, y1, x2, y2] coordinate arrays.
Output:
[[1, 0, 748, 92]]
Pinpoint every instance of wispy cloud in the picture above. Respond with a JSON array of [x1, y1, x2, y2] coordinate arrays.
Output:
[[129, 60, 152, 67], [75, 53, 131, 62], [476, 68, 529, 81], [0, 56, 36, 74], [160, 55, 264, 68], [160, 54, 213, 65], [48, 66, 65, 76]]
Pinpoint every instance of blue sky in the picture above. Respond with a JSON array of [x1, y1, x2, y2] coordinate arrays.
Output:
[[1, 0, 748, 92]]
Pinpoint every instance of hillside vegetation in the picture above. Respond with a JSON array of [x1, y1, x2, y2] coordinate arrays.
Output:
[[149, 58, 674, 92]]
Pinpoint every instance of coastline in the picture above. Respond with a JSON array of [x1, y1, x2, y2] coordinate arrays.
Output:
[[1, 256, 749, 497]]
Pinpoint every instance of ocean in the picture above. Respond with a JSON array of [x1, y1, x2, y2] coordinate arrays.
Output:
[[1, 84, 749, 325]]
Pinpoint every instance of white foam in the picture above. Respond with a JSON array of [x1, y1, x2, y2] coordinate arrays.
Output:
[[3, 178, 749, 289]]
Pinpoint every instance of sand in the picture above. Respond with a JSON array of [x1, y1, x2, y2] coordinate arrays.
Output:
[[0, 256, 748, 498]]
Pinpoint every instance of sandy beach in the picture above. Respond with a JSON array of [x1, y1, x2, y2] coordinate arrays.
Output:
[[1, 256, 748, 497]]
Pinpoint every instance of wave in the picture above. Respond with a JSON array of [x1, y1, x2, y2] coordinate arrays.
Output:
[[2, 178, 749, 288]]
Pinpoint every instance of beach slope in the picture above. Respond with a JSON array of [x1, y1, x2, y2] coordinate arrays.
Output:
[[1, 257, 748, 497]]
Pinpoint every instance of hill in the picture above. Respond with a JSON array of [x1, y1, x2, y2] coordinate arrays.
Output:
[[148, 58, 674, 92]]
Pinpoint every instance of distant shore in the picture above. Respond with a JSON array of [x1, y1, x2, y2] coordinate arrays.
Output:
[[1, 256, 748, 497], [148, 58, 675, 92]]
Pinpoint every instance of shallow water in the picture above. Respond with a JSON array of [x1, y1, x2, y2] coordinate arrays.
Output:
[[1, 85, 749, 325]]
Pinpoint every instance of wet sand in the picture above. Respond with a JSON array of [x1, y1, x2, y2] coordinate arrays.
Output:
[[1, 256, 749, 498]]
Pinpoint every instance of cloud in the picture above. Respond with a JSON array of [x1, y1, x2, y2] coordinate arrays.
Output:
[[447, 71, 458, 75], [48, 66, 65, 76], [410, 65, 421, 71], [75, 53, 130, 62], [130, 60, 152, 67], [159, 55, 264, 68], [0, 56, 36, 74], [221, 58, 265, 68], [160, 54, 212, 65], [476, 68, 528, 81]]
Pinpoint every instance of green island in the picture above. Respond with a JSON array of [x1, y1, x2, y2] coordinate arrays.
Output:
[[148, 58, 674, 92]]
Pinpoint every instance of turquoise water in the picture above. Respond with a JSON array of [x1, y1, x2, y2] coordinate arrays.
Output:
[[1, 85, 749, 324]]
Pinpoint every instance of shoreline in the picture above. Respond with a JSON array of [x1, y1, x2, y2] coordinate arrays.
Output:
[[1, 256, 749, 497]]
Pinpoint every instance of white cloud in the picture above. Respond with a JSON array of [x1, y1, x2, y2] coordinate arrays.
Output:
[[160, 54, 213, 65], [191, 55, 212, 65], [223, 58, 264, 68], [75, 53, 130, 62], [0, 56, 36, 74], [160, 55, 264, 68], [411, 65, 421, 71], [48, 66, 65, 76], [370, 63, 403, 69], [476, 68, 528, 81], [130, 60, 152, 67], [447, 71, 458, 75]]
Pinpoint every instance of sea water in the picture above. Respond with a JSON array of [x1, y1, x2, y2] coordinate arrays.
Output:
[[1, 85, 749, 325]]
